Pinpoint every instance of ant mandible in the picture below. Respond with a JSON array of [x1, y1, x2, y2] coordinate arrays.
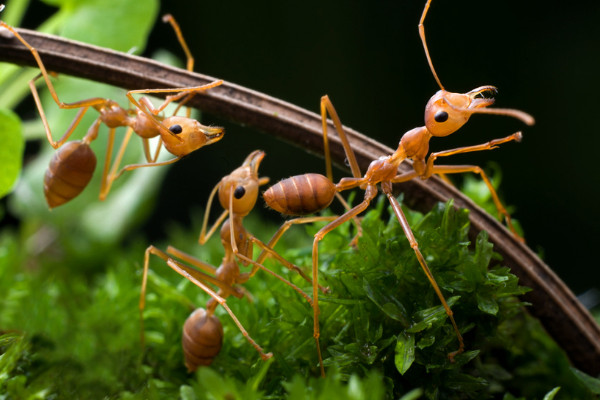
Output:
[[0, 15, 225, 208], [141, 150, 328, 371], [263, 0, 534, 376]]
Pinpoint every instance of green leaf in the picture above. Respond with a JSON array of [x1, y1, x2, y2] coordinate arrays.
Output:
[[395, 331, 415, 375], [408, 296, 460, 333], [543, 387, 561, 400], [58, 0, 159, 52], [570, 367, 600, 394], [364, 278, 409, 325], [0, 109, 23, 198], [476, 291, 499, 315], [398, 388, 424, 400]]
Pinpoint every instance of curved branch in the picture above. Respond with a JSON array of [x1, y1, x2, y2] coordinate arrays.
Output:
[[1, 28, 598, 374]]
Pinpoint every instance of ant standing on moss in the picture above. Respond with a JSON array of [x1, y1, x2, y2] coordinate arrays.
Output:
[[263, 0, 534, 376]]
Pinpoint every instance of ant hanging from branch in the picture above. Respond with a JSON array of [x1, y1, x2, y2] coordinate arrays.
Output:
[[0, 14, 225, 208], [263, 0, 534, 376], [141, 150, 329, 371]]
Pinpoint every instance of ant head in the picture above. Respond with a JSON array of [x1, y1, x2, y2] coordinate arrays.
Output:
[[218, 150, 266, 216], [161, 116, 224, 156], [424, 86, 497, 137]]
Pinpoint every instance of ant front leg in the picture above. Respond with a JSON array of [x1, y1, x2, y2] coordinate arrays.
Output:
[[108, 155, 182, 183], [126, 80, 223, 119], [423, 132, 524, 239]]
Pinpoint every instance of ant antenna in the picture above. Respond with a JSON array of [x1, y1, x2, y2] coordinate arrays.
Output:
[[419, 0, 444, 90]]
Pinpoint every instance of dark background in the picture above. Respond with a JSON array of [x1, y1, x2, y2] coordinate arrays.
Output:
[[18, 1, 600, 298]]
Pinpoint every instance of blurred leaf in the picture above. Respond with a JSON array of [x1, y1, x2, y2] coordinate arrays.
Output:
[[0, 109, 23, 198], [543, 387, 561, 400], [57, 0, 159, 52], [571, 368, 600, 394], [0, 0, 30, 26], [399, 388, 424, 400]]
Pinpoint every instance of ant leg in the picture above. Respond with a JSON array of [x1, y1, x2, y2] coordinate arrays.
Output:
[[246, 234, 330, 296], [255, 216, 340, 267], [430, 164, 522, 239], [166, 259, 273, 361], [98, 127, 117, 200], [140, 245, 173, 347], [423, 132, 523, 238], [166, 246, 217, 275], [162, 14, 194, 72], [311, 185, 378, 377], [381, 182, 464, 360], [29, 75, 103, 148], [424, 132, 522, 171], [233, 243, 316, 306], [385, 188, 465, 360], [141, 246, 243, 345], [99, 127, 135, 200], [149, 138, 164, 163], [198, 182, 229, 245], [161, 14, 198, 118], [320, 95, 362, 181], [334, 193, 363, 246], [221, 189, 320, 302], [127, 80, 223, 115], [140, 138, 155, 163], [1, 22, 111, 111], [109, 156, 182, 181]]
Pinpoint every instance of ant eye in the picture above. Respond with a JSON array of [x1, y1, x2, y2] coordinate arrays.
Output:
[[233, 186, 246, 199], [169, 124, 183, 134], [434, 111, 449, 123]]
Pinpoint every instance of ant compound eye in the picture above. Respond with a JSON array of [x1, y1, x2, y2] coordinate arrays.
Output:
[[233, 186, 246, 199], [169, 124, 183, 134], [434, 111, 449, 123]]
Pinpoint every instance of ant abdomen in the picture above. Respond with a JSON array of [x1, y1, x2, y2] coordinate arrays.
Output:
[[263, 173, 336, 216], [182, 308, 223, 372], [44, 140, 97, 208]]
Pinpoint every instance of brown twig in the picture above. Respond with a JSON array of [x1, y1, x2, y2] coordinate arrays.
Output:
[[1, 28, 598, 374]]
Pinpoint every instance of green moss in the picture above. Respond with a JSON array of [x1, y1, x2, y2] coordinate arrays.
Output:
[[1, 197, 597, 399]]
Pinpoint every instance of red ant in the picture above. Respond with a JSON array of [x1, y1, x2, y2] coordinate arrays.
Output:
[[263, 0, 534, 376], [0, 15, 225, 208]]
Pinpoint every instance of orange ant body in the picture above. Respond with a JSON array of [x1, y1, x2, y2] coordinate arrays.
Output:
[[263, 0, 534, 376], [141, 151, 326, 371], [0, 16, 225, 208]]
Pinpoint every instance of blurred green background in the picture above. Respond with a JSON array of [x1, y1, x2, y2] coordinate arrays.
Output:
[[5, 0, 600, 299]]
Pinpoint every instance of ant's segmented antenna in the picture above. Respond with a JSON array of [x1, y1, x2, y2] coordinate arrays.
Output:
[[419, 0, 444, 90]]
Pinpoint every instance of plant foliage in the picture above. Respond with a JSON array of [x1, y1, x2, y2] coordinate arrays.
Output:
[[1, 198, 598, 398]]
